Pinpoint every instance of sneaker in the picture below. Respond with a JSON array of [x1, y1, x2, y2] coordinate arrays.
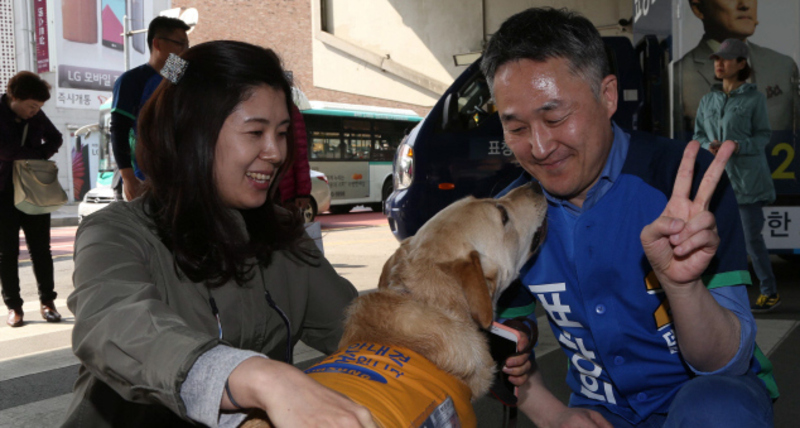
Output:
[[751, 294, 781, 313]]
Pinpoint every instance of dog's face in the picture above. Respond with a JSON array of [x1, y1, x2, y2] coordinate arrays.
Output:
[[379, 182, 547, 329]]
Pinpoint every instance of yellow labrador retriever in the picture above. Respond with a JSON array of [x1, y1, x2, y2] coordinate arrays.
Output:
[[243, 182, 547, 427]]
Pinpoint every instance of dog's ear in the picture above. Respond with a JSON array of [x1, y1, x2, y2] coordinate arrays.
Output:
[[378, 238, 411, 290], [452, 250, 494, 329]]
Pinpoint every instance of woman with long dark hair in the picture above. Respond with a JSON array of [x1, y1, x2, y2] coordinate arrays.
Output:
[[65, 41, 374, 428]]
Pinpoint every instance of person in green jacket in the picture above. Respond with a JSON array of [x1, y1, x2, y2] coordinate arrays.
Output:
[[694, 38, 779, 313], [64, 41, 376, 428]]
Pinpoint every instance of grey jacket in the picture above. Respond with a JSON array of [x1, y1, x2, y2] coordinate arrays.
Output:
[[63, 200, 357, 427]]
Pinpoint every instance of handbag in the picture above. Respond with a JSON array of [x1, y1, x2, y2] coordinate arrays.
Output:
[[12, 123, 68, 214]]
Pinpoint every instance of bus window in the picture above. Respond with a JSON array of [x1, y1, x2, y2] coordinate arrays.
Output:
[[343, 119, 372, 160], [310, 130, 343, 160], [371, 120, 408, 162], [306, 115, 343, 160]]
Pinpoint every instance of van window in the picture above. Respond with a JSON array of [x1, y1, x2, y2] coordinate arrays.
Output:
[[443, 74, 495, 133]]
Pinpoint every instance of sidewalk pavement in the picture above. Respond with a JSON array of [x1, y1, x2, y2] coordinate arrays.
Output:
[[51, 204, 79, 227]]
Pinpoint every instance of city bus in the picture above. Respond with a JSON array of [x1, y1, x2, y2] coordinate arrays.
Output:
[[302, 101, 422, 214]]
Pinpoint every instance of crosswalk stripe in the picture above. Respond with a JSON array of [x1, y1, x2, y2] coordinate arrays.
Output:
[[0, 347, 76, 383], [0, 393, 72, 427]]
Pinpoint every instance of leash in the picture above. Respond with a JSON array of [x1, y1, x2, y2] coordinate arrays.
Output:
[[502, 405, 518, 428]]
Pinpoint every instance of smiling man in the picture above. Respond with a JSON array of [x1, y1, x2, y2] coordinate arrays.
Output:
[[485, 7, 777, 427], [674, 0, 799, 139]]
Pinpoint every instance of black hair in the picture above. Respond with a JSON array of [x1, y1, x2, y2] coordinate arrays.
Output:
[[137, 40, 309, 288], [480, 7, 610, 97], [147, 16, 190, 52], [737, 58, 752, 81], [7, 71, 51, 102]]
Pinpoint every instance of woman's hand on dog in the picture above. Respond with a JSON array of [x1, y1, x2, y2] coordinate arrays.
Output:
[[224, 357, 377, 427]]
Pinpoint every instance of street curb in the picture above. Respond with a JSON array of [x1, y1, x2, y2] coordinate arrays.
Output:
[[50, 203, 80, 228], [51, 217, 79, 227]]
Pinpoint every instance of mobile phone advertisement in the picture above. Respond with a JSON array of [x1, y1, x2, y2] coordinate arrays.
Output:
[[53, 0, 160, 109]]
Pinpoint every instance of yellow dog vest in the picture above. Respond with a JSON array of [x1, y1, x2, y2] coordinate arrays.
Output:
[[305, 342, 476, 428]]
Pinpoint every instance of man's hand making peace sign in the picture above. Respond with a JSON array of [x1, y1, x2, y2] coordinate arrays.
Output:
[[640, 140, 741, 372]]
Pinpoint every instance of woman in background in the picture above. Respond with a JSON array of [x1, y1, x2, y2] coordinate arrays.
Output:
[[0, 71, 62, 327], [694, 38, 779, 313]]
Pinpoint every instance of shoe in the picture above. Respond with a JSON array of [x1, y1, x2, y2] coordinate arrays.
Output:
[[6, 308, 23, 327], [751, 294, 781, 313], [40, 301, 62, 323]]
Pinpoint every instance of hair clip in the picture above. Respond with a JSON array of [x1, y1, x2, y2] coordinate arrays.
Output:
[[161, 53, 188, 84]]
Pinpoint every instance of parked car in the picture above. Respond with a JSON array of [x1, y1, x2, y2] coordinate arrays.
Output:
[[78, 170, 332, 223], [77, 185, 115, 223], [305, 169, 331, 222]]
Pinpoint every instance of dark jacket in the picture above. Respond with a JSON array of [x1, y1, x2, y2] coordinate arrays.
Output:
[[0, 94, 62, 192]]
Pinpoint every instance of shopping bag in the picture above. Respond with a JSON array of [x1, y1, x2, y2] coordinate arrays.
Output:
[[13, 159, 68, 214]]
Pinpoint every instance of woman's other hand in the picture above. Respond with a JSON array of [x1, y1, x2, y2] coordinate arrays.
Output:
[[708, 140, 721, 155]]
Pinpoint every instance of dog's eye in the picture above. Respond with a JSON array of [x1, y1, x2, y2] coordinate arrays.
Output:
[[496, 204, 509, 225]]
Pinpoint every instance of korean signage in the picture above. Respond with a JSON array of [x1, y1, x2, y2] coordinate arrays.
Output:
[[632, 0, 671, 44], [34, 0, 49, 73], [763, 207, 800, 250], [309, 162, 370, 200], [53, 0, 156, 110]]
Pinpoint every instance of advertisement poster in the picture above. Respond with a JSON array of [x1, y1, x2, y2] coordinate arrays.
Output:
[[672, 0, 800, 195], [34, 0, 49, 73], [71, 125, 107, 201], [54, 0, 154, 110]]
